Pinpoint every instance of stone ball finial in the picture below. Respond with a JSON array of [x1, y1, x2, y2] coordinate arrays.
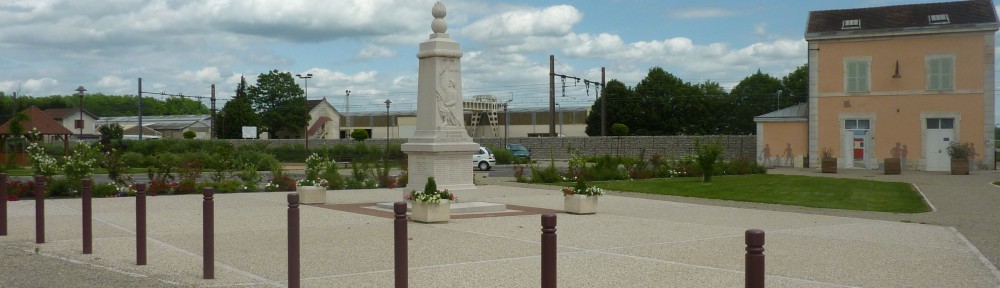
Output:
[[431, 1, 447, 33]]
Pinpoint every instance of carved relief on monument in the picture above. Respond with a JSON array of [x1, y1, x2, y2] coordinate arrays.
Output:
[[436, 62, 464, 128]]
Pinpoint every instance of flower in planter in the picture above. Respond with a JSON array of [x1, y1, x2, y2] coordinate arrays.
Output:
[[562, 179, 605, 196], [404, 177, 456, 204], [296, 177, 329, 187]]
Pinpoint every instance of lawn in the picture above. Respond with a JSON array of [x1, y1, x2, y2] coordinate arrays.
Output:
[[587, 174, 930, 213]]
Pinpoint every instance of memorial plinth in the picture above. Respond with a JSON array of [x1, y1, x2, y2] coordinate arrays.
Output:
[[401, 1, 479, 191]]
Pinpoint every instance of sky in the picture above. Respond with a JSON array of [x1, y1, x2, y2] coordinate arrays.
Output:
[[0, 0, 995, 115]]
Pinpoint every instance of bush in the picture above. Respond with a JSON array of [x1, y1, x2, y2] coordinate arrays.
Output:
[[351, 129, 369, 142], [183, 130, 196, 139], [530, 163, 561, 183], [694, 139, 723, 182], [491, 147, 515, 165], [91, 183, 117, 198], [46, 179, 75, 198]]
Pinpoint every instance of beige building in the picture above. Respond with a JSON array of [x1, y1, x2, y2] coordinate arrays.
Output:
[[757, 0, 998, 171], [341, 105, 589, 140], [43, 108, 100, 139]]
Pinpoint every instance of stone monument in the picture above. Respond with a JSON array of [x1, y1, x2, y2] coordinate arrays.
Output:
[[401, 1, 480, 191]]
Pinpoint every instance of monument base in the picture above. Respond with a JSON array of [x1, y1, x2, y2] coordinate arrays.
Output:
[[402, 139, 479, 192]]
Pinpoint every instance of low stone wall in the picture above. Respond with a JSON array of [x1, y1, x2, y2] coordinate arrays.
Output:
[[228, 135, 756, 161], [476, 136, 756, 160]]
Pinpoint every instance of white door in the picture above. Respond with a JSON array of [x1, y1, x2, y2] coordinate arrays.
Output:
[[924, 118, 955, 171], [843, 119, 870, 169]]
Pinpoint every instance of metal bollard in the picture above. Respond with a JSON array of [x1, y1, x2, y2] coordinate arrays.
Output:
[[288, 193, 300, 288], [745, 229, 765, 288], [541, 213, 557, 288], [203, 187, 215, 279], [394, 202, 408, 288], [82, 179, 93, 254], [136, 183, 147, 265], [1, 173, 7, 236], [34, 175, 46, 244]]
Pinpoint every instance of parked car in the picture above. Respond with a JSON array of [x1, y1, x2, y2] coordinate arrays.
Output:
[[505, 143, 531, 159], [473, 146, 496, 171]]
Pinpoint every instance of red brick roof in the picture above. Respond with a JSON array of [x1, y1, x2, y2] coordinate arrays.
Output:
[[0, 106, 74, 135], [807, 0, 998, 35]]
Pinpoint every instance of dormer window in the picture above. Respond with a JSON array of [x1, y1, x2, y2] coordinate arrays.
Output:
[[842, 19, 861, 29], [928, 14, 950, 24]]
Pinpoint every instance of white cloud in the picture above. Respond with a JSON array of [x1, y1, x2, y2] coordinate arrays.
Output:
[[668, 7, 738, 19], [754, 23, 767, 38], [96, 75, 130, 89], [356, 45, 397, 59], [177, 67, 222, 83], [461, 5, 582, 44]]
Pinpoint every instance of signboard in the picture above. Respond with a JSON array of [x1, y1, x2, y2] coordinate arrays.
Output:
[[241, 126, 257, 139]]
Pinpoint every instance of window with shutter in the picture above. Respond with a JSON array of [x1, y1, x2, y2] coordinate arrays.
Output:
[[926, 56, 954, 91], [845, 60, 870, 92]]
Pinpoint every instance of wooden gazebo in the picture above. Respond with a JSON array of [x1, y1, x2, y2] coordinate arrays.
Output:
[[0, 106, 74, 160]]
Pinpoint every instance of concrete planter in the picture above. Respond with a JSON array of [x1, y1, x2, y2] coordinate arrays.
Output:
[[821, 158, 837, 173], [884, 158, 901, 175], [412, 200, 450, 223], [564, 195, 598, 214], [296, 185, 327, 204], [951, 159, 970, 175]]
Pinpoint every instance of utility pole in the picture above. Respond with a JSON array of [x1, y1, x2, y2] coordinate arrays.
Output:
[[549, 55, 555, 137], [210, 84, 216, 140], [138, 78, 143, 140], [601, 67, 606, 137], [345, 90, 351, 138]]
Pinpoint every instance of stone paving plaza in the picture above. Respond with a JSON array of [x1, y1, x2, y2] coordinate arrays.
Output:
[[1, 178, 999, 287]]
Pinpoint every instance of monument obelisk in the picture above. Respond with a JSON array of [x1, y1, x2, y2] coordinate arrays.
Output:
[[401, 1, 479, 191]]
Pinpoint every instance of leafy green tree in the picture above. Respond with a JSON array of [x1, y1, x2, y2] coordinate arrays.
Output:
[[216, 76, 260, 139], [610, 123, 629, 136], [781, 64, 809, 108], [249, 70, 308, 138], [632, 67, 697, 135], [351, 129, 369, 142], [585, 80, 636, 136], [729, 70, 785, 135]]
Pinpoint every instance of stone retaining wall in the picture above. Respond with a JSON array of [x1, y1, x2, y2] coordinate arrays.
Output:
[[228, 135, 756, 160]]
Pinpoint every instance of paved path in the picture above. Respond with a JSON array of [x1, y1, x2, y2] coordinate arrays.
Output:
[[1, 171, 998, 287]]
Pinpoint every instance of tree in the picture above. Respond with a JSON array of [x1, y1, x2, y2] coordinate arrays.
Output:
[[632, 67, 696, 135], [729, 70, 785, 135], [249, 70, 309, 138], [585, 80, 636, 136], [216, 76, 259, 139], [351, 129, 370, 142], [610, 123, 629, 136], [781, 64, 809, 107]]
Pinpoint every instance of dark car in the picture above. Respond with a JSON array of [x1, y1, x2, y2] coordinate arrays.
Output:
[[505, 143, 531, 159]]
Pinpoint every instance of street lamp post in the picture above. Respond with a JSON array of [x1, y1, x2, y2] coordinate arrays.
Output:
[[295, 73, 313, 158], [75, 86, 87, 138], [384, 99, 392, 159], [503, 102, 509, 148]]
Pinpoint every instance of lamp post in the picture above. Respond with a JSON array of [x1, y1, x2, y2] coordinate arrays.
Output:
[[503, 102, 509, 148], [384, 99, 392, 159], [75, 86, 87, 138], [295, 73, 312, 158]]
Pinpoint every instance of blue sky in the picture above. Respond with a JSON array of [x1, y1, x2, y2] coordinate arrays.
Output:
[[0, 0, 992, 115]]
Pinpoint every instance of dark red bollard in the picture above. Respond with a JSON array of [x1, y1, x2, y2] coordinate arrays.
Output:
[[1, 173, 7, 236], [82, 179, 93, 254], [393, 202, 408, 288], [136, 183, 147, 265], [288, 193, 300, 288], [745, 229, 765, 288], [203, 187, 215, 279], [541, 214, 557, 288], [34, 175, 46, 244]]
